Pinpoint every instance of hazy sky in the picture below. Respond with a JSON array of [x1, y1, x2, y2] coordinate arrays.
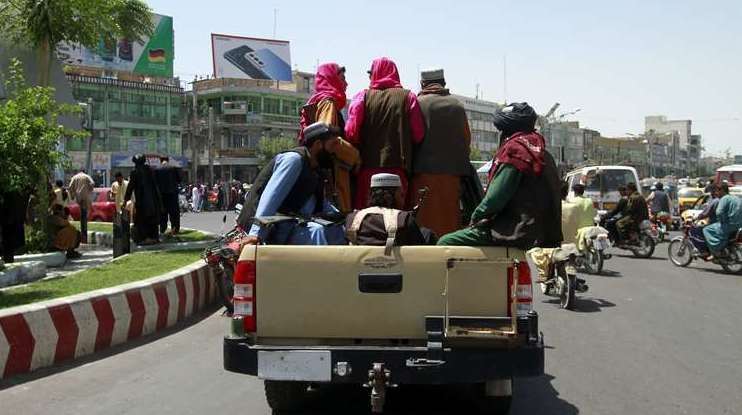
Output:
[[149, 0, 741, 156]]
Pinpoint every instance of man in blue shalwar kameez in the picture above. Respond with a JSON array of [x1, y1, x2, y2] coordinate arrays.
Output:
[[236, 122, 346, 245], [703, 183, 742, 259]]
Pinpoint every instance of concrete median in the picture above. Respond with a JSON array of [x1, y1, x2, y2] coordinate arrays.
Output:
[[0, 260, 217, 379]]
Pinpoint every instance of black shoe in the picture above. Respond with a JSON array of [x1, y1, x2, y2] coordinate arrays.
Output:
[[66, 250, 83, 259]]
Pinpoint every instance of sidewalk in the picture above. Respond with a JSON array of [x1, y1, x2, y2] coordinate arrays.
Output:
[[44, 245, 113, 280]]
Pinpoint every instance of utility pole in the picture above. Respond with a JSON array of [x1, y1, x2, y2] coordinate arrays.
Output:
[[190, 79, 199, 182], [83, 97, 93, 173], [208, 106, 215, 185]]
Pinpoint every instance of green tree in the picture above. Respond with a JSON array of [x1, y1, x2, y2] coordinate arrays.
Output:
[[0, 0, 154, 86], [469, 146, 483, 161], [0, 59, 84, 251], [257, 136, 297, 169]]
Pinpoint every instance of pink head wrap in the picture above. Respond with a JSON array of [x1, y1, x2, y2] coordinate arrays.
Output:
[[308, 62, 347, 109], [369, 57, 403, 89]]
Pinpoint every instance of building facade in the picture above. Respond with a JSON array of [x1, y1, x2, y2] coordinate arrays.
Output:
[[645, 115, 700, 176], [65, 73, 184, 185], [186, 72, 314, 184], [541, 121, 587, 170], [451, 94, 501, 159]]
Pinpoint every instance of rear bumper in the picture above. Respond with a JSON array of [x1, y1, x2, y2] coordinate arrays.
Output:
[[224, 315, 544, 384]]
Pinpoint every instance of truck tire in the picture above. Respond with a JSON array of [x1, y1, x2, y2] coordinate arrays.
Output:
[[264, 380, 307, 412]]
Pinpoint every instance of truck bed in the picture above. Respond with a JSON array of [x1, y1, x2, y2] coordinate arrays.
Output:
[[239, 245, 525, 343]]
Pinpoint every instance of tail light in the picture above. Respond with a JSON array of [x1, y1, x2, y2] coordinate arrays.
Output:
[[233, 259, 256, 333], [507, 262, 533, 317]]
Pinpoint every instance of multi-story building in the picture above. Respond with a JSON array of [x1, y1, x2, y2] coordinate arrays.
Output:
[[645, 115, 697, 176], [186, 72, 314, 183], [451, 94, 500, 159], [541, 121, 587, 171], [590, 136, 649, 177], [65, 72, 184, 185], [57, 13, 182, 185]]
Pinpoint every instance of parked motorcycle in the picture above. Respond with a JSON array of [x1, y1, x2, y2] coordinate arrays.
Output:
[[532, 244, 588, 310], [599, 215, 656, 258], [668, 223, 742, 274], [573, 226, 611, 274]]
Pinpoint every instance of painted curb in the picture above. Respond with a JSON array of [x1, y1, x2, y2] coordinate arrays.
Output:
[[14, 252, 67, 268], [0, 261, 47, 289], [0, 260, 217, 379]]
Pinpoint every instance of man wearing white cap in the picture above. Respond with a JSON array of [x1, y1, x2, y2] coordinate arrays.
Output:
[[346, 173, 428, 250], [411, 67, 471, 236]]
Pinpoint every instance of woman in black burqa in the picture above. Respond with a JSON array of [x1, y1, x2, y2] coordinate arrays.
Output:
[[123, 154, 162, 245]]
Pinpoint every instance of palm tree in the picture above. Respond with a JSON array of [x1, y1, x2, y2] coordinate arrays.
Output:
[[1, 0, 153, 86]]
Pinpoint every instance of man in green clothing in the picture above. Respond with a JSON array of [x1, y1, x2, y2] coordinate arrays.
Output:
[[438, 103, 562, 249]]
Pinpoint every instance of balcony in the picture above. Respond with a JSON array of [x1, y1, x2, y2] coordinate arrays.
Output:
[[223, 101, 248, 116]]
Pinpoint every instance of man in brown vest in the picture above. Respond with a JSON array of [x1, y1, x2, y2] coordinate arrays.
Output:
[[411, 68, 471, 237], [345, 57, 425, 209]]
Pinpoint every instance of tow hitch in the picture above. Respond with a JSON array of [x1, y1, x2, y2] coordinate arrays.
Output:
[[364, 363, 397, 413]]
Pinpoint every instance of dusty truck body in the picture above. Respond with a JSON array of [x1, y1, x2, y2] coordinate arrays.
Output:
[[223, 244, 544, 413]]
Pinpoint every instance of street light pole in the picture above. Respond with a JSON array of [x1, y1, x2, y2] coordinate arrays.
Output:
[[83, 97, 94, 173]]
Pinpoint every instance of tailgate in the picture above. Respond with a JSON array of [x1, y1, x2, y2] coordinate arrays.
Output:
[[246, 245, 517, 341]]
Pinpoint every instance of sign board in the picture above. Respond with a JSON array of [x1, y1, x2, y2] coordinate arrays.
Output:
[[56, 14, 174, 78], [211, 34, 292, 81], [67, 151, 111, 171], [111, 153, 189, 168]]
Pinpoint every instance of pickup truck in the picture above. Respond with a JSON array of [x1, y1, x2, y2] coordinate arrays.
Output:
[[223, 244, 544, 414]]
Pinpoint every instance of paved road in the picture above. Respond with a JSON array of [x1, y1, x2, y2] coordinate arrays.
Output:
[[2, 211, 741, 414]]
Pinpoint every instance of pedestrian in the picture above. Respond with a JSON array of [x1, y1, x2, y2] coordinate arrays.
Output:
[[345, 57, 425, 208], [299, 62, 360, 214], [123, 154, 162, 245], [47, 204, 82, 259], [68, 168, 94, 243], [155, 156, 181, 235], [110, 172, 128, 216], [410, 68, 471, 236], [191, 183, 201, 213], [0, 190, 29, 263], [52, 180, 70, 212], [437, 102, 562, 248]]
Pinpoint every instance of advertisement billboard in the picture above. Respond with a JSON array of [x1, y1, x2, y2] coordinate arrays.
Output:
[[211, 34, 292, 81], [55, 14, 174, 78]]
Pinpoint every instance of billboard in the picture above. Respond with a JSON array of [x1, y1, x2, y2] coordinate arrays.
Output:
[[211, 34, 292, 81], [55, 14, 174, 78]]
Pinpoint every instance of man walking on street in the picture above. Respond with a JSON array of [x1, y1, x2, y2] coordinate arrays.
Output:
[[111, 172, 128, 215], [155, 157, 181, 235], [124, 154, 162, 245], [410, 68, 471, 236], [345, 57, 425, 208], [69, 168, 94, 243]]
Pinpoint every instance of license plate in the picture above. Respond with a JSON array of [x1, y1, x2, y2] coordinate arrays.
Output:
[[258, 351, 332, 381]]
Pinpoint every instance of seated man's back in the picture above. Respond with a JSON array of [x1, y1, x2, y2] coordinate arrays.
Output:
[[345, 173, 430, 249]]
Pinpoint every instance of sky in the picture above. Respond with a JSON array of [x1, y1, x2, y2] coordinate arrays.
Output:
[[148, 0, 742, 156]]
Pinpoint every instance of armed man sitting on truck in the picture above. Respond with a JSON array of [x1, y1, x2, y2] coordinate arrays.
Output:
[[437, 102, 562, 249], [237, 122, 345, 245], [346, 173, 432, 250]]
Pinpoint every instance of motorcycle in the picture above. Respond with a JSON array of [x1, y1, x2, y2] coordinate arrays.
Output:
[[599, 215, 656, 258], [532, 243, 588, 310], [668, 223, 742, 274], [573, 226, 611, 274], [202, 215, 251, 313], [650, 211, 672, 243]]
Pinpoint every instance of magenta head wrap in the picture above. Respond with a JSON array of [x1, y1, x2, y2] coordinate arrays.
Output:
[[369, 57, 403, 89], [308, 62, 347, 109]]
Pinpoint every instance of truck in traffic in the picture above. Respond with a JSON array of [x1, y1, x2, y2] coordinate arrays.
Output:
[[223, 244, 544, 414]]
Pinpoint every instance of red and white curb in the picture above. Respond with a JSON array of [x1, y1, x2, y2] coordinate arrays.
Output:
[[0, 261, 217, 379]]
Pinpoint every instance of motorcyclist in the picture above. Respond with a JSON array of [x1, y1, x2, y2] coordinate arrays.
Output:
[[702, 183, 742, 260], [602, 185, 628, 241], [646, 181, 672, 217], [616, 182, 649, 243]]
